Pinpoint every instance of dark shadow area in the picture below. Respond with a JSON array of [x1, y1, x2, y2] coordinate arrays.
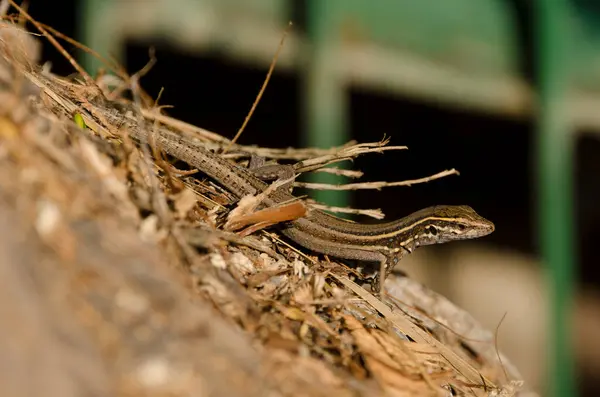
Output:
[[349, 88, 533, 254], [576, 134, 600, 290], [26, 0, 77, 77], [126, 41, 302, 150]]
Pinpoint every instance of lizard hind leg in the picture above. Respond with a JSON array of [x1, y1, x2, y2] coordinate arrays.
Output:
[[248, 153, 267, 170], [248, 154, 296, 193]]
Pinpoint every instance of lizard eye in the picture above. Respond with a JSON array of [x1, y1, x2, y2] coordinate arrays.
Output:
[[426, 226, 437, 236], [457, 224, 466, 231]]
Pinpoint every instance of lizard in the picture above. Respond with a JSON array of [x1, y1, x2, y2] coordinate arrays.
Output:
[[127, 125, 494, 293]]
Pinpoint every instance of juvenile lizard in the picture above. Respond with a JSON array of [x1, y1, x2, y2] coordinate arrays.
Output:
[[131, 127, 494, 292]]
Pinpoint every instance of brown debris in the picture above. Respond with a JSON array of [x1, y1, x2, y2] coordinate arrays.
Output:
[[0, 14, 535, 397]]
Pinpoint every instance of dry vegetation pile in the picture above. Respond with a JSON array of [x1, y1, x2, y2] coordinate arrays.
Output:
[[0, 8, 536, 397]]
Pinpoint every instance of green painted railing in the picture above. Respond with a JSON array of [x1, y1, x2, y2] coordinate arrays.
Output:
[[535, 1, 577, 396]]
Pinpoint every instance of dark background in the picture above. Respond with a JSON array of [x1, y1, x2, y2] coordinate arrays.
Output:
[[26, 0, 600, 394]]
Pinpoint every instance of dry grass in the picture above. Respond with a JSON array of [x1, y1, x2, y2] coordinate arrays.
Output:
[[0, 9, 534, 397]]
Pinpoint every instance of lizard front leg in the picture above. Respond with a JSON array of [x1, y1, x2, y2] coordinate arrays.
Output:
[[370, 251, 404, 294]]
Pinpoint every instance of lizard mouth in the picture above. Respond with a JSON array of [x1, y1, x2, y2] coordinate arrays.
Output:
[[473, 220, 495, 237]]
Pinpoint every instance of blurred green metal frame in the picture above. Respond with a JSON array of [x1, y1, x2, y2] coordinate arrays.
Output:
[[536, 1, 577, 396]]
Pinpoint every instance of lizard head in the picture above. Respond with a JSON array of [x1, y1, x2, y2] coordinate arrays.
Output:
[[409, 205, 495, 247]]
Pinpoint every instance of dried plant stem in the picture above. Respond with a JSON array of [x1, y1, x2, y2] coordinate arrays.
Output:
[[225, 21, 293, 151], [308, 203, 385, 220], [7, 0, 97, 88], [295, 169, 460, 191]]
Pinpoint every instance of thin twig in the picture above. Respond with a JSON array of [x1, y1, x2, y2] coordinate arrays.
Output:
[[224, 21, 293, 151], [222, 139, 363, 161], [8, 0, 98, 89], [294, 143, 407, 173], [309, 203, 385, 220], [494, 312, 510, 383], [130, 73, 172, 228], [295, 169, 460, 191], [3, 16, 125, 77], [312, 167, 364, 178]]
